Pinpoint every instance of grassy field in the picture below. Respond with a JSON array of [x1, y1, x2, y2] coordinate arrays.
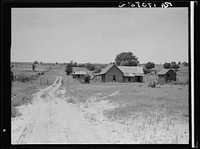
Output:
[[63, 82, 189, 143], [11, 63, 189, 143]]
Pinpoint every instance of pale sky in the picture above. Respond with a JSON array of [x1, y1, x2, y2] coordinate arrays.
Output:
[[11, 8, 188, 64]]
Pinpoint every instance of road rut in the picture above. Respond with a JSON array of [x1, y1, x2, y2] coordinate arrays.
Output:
[[12, 76, 107, 144]]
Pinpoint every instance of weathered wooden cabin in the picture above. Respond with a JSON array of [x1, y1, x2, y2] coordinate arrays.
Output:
[[72, 71, 87, 79], [94, 64, 144, 83], [158, 68, 176, 84]]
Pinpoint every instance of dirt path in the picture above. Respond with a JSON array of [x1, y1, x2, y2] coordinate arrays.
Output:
[[11, 76, 108, 144]]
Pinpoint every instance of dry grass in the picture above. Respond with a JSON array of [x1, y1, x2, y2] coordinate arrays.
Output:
[[11, 65, 60, 117], [64, 82, 189, 143]]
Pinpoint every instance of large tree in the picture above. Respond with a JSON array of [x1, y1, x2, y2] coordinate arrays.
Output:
[[115, 52, 139, 66], [145, 62, 155, 69], [163, 62, 171, 69], [171, 61, 180, 70]]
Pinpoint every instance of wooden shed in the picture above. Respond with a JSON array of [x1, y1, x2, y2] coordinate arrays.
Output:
[[158, 68, 176, 84], [72, 71, 87, 79], [94, 64, 144, 83]]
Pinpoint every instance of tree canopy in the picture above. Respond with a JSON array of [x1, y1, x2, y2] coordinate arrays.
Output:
[[170, 62, 180, 70], [182, 61, 189, 66], [145, 62, 155, 69], [163, 62, 171, 69], [115, 52, 139, 66], [163, 62, 180, 70]]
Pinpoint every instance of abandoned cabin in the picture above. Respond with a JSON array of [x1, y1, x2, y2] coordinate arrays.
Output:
[[72, 71, 87, 79], [94, 64, 144, 83], [158, 68, 176, 84]]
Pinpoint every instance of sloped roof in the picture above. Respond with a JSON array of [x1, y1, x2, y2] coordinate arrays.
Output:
[[158, 68, 176, 75], [95, 65, 144, 77], [94, 64, 117, 76], [72, 71, 87, 75], [118, 66, 144, 74]]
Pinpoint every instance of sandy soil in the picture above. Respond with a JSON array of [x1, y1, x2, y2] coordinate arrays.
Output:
[[11, 76, 116, 144]]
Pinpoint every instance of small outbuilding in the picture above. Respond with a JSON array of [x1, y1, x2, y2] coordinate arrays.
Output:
[[158, 68, 176, 84], [72, 71, 87, 79]]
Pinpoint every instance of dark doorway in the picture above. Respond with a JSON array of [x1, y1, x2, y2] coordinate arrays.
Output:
[[138, 76, 140, 82], [113, 75, 116, 82], [128, 77, 131, 82], [136, 76, 141, 82]]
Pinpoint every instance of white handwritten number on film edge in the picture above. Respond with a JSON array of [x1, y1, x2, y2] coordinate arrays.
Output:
[[119, 2, 172, 8]]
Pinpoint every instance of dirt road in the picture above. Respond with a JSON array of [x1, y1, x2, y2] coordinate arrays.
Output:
[[11, 76, 110, 144]]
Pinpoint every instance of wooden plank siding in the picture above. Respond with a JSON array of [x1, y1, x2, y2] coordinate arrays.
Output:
[[104, 65, 123, 82], [158, 69, 176, 83]]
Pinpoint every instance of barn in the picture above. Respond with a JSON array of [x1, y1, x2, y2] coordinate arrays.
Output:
[[94, 64, 144, 83], [158, 68, 176, 84]]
